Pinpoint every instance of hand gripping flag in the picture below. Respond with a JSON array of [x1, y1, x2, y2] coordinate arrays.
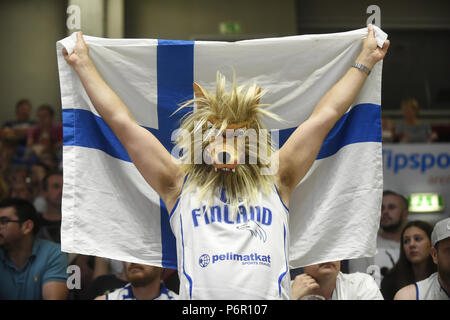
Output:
[[57, 26, 388, 269]]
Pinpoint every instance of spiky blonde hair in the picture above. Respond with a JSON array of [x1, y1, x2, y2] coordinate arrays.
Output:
[[175, 72, 281, 212]]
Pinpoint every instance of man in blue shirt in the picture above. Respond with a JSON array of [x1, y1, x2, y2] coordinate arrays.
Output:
[[0, 198, 68, 299]]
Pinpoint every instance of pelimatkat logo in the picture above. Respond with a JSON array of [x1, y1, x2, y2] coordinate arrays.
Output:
[[198, 252, 271, 268], [199, 254, 210, 268]]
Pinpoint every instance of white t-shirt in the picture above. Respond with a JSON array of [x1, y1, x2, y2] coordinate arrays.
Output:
[[348, 235, 400, 281], [170, 186, 290, 300], [106, 283, 178, 300], [415, 272, 450, 300], [332, 272, 384, 300]]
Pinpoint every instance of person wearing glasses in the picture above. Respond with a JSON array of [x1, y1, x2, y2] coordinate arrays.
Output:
[[0, 198, 68, 299]]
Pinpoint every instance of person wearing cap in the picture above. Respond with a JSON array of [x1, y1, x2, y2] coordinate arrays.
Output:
[[394, 217, 450, 300]]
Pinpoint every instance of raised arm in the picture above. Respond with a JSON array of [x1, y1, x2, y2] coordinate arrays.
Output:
[[277, 26, 390, 202], [63, 32, 183, 210]]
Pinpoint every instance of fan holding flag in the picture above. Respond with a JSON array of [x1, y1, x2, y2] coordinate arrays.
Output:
[[61, 25, 389, 299]]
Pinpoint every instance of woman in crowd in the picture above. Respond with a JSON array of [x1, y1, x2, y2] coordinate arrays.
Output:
[[396, 98, 437, 143], [380, 220, 437, 299]]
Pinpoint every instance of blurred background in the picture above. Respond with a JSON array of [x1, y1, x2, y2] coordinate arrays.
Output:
[[0, 0, 449, 222]]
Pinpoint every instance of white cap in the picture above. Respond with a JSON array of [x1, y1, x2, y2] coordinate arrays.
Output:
[[431, 217, 450, 247]]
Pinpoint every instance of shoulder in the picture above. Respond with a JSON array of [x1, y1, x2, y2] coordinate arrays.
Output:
[[2, 121, 14, 127], [156, 284, 179, 300], [35, 238, 63, 255], [338, 272, 383, 300], [33, 239, 67, 268], [167, 289, 179, 300], [34, 238, 59, 252], [103, 285, 125, 300], [376, 235, 399, 248], [394, 284, 417, 300], [340, 272, 378, 287]]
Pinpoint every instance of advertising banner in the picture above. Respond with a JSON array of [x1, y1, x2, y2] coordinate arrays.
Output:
[[383, 143, 450, 223]]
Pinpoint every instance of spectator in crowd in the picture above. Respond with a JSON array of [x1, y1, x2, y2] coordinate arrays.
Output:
[[1, 99, 36, 147], [9, 179, 33, 202], [0, 174, 7, 202], [380, 220, 437, 300], [381, 116, 396, 142], [348, 190, 409, 279], [95, 262, 178, 300], [394, 217, 450, 300], [37, 147, 60, 171], [0, 198, 68, 299], [291, 261, 383, 300], [5, 165, 28, 188], [29, 162, 49, 213], [36, 171, 63, 243], [0, 139, 19, 173], [32, 169, 94, 300], [26, 104, 63, 161], [5, 166, 32, 201], [86, 258, 128, 300], [396, 98, 437, 143]]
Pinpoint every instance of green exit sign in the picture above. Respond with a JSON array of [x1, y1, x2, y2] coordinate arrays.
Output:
[[408, 193, 444, 213], [219, 21, 243, 34]]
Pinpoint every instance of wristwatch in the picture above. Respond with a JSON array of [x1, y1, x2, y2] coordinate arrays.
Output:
[[351, 62, 371, 75]]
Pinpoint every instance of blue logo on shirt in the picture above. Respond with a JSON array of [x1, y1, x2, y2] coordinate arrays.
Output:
[[199, 254, 210, 268], [236, 220, 267, 242], [198, 252, 272, 268]]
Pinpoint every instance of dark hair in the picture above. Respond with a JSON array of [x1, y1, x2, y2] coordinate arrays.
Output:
[[15, 99, 31, 110], [42, 170, 63, 191], [32, 161, 50, 172], [0, 198, 40, 235], [383, 190, 409, 211], [37, 104, 54, 117], [381, 220, 437, 299]]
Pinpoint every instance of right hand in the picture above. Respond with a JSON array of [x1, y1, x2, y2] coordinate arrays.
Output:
[[63, 31, 90, 68], [291, 273, 320, 300], [356, 25, 390, 70]]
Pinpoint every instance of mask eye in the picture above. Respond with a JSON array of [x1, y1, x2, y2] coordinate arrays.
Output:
[[207, 121, 214, 129]]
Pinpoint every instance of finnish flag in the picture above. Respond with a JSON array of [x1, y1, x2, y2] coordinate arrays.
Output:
[[57, 26, 387, 269]]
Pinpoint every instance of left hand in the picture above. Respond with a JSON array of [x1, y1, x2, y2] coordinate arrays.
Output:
[[356, 24, 390, 69], [291, 274, 320, 300]]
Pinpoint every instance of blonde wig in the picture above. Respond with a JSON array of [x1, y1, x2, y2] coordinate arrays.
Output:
[[174, 72, 282, 213]]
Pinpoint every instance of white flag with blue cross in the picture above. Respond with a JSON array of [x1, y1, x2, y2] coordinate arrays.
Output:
[[57, 26, 387, 269]]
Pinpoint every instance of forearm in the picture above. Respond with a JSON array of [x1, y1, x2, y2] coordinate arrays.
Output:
[[74, 59, 135, 127], [311, 31, 380, 125], [312, 63, 372, 125]]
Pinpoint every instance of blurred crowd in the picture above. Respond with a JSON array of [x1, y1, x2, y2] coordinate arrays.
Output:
[[0, 98, 448, 300], [382, 98, 441, 143], [0, 99, 62, 203]]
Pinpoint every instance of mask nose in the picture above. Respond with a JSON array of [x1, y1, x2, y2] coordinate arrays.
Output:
[[217, 151, 232, 164]]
